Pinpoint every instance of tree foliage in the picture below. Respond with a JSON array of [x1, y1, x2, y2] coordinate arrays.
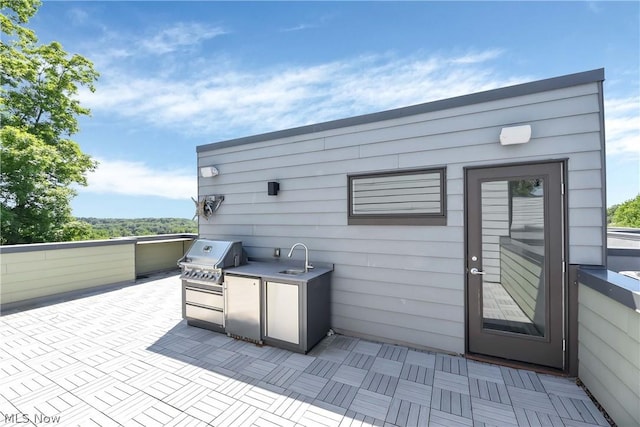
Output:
[[77, 218, 197, 238], [610, 195, 640, 228], [1, 0, 99, 244]]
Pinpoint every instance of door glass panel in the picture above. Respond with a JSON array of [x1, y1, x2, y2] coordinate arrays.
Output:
[[480, 178, 546, 337]]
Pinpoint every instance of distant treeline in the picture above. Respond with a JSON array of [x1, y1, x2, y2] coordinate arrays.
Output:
[[77, 217, 197, 238]]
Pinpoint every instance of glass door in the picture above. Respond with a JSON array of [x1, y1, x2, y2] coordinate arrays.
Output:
[[466, 162, 564, 369]]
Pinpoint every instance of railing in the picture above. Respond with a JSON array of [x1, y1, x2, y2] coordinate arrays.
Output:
[[0, 234, 195, 312], [577, 267, 640, 426]]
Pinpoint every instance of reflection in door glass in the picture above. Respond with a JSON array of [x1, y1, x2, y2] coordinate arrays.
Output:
[[480, 178, 545, 337]]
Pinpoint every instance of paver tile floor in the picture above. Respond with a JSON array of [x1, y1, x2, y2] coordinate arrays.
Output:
[[0, 274, 610, 426]]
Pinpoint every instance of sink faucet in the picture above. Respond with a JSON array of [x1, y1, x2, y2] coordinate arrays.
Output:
[[288, 242, 314, 272]]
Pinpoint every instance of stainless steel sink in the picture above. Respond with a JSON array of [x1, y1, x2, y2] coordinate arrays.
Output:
[[279, 269, 306, 275]]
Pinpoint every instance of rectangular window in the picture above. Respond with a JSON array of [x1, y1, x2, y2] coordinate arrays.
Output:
[[348, 168, 446, 225]]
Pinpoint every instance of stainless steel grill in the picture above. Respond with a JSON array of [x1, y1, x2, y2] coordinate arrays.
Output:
[[178, 239, 245, 284], [179, 239, 246, 333]]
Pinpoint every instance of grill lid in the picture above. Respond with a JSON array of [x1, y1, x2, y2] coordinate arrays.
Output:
[[180, 239, 244, 269]]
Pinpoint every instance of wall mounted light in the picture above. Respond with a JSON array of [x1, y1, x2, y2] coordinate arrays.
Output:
[[500, 125, 532, 145], [200, 166, 219, 178], [268, 181, 280, 196]]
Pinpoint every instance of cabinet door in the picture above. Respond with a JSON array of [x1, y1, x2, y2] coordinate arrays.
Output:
[[266, 281, 299, 344]]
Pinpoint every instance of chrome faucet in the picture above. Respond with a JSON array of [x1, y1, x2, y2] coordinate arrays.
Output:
[[288, 242, 313, 272]]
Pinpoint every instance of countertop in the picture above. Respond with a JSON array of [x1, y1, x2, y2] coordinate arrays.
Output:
[[224, 260, 333, 283]]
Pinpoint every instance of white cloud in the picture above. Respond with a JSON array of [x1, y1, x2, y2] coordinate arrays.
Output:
[[140, 22, 227, 54], [605, 97, 640, 158], [83, 159, 196, 199], [79, 49, 520, 140]]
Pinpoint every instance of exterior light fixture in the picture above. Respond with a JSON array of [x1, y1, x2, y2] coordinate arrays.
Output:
[[200, 166, 219, 178], [500, 125, 532, 145], [268, 181, 280, 196]]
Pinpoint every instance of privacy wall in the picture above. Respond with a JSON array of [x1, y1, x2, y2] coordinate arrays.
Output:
[[197, 69, 605, 354]]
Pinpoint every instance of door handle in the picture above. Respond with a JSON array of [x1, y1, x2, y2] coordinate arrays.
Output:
[[469, 268, 486, 275]]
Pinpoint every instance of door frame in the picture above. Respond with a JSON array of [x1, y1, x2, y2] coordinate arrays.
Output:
[[463, 159, 569, 371]]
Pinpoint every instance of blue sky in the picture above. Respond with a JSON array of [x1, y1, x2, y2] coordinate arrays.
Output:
[[30, 1, 639, 218]]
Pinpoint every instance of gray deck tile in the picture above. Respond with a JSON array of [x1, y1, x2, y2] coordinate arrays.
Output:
[[183, 390, 235, 423], [344, 351, 376, 370], [252, 410, 298, 427], [386, 398, 430, 426], [288, 372, 329, 398], [330, 335, 360, 351], [540, 375, 591, 400], [213, 399, 260, 427], [333, 364, 368, 387], [377, 344, 408, 362], [269, 391, 313, 421], [429, 408, 474, 426], [394, 378, 432, 405], [431, 387, 472, 419], [163, 381, 212, 410], [353, 340, 383, 356], [298, 400, 346, 427], [315, 347, 352, 364], [341, 409, 386, 426], [263, 365, 302, 388], [400, 363, 434, 385], [281, 352, 316, 371], [470, 396, 518, 425], [239, 383, 286, 410], [435, 354, 468, 375], [350, 389, 392, 421], [467, 360, 504, 384], [370, 357, 403, 377], [508, 385, 557, 415], [433, 370, 470, 395], [317, 380, 359, 409], [243, 359, 278, 380], [305, 358, 341, 378], [405, 350, 436, 368], [361, 371, 399, 396], [501, 367, 546, 392], [469, 377, 511, 404]]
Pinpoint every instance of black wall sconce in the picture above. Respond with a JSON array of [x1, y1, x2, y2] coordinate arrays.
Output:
[[268, 181, 280, 196]]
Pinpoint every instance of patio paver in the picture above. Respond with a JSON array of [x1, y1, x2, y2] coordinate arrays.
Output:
[[0, 273, 610, 426]]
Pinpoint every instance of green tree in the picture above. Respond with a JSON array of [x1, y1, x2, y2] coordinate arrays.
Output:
[[611, 195, 640, 228], [1, 0, 99, 244]]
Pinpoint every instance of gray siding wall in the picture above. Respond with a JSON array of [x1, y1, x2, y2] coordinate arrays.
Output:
[[198, 81, 604, 354]]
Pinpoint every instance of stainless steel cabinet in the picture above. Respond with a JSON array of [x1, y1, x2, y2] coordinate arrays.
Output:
[[225, 275, 261, 343], [265, 281, 299, 344]]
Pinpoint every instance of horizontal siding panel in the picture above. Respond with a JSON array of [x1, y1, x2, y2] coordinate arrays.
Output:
[[579, 344, 639, 427], [199, 137, 325, 165], [333, 307, 464, 351], [569, 245, 603, 265], [567, 170, 602, 190], [569, 227, 603, 246], [578, 326, 639, 406], [398, 133, 601, 169], [333, 291, 461, 323], [569, 189, 604, 208], [569, 208, 603, 227], [325, 91, 599, 151], [567, 151, 604, 171], [335, 265, 464, 290], [202, 224, 463, 243], [332, 278, 463, 304]]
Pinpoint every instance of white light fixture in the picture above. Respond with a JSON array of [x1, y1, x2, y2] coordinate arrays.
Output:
[[500, 125, 532, 145], [199, 166, 219, 178]]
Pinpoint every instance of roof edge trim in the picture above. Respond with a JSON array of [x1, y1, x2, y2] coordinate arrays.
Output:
[[197, 68, 604, 153]]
